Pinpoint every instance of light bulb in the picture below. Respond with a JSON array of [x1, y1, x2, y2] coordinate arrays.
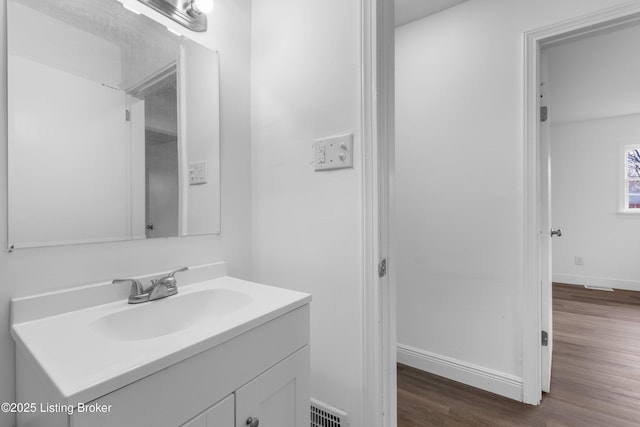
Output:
[[193, 0, 214, 14]]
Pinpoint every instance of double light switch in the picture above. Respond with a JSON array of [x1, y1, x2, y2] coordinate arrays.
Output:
[[189, 161, 208, 185], [313, 134, 354, 171]]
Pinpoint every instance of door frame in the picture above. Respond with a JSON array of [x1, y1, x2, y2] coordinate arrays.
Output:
[[522, 0, 640, 405], [361, 0, 395, 426]]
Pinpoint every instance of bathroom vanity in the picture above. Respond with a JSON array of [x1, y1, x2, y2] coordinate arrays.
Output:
[[11, 264, 311, 427]]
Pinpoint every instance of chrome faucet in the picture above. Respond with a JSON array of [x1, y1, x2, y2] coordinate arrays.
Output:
[[113, 267, 189, 304], [112, 278, 147, 304]]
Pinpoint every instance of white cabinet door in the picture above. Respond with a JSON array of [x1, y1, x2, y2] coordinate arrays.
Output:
[[235, 346, 310, 427], [181, 394, 234, 427], [205, 394, 234, 427]]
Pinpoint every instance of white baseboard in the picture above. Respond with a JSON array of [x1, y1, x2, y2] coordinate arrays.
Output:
[[397, 343, 523, 402], [553, 274, 640, 292]]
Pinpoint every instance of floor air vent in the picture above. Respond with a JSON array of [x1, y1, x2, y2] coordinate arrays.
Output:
[[311, 398, 349, 427]]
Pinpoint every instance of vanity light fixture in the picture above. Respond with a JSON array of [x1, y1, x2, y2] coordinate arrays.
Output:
[[136, 0, 213, 32], [166, 26, 182, 36], [121, 3, 142, 15]]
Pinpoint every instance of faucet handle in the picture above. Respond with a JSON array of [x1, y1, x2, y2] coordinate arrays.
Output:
[[112, 279, 145, 297], [153, 266, 189, 289], [166, 266, 189, 278]]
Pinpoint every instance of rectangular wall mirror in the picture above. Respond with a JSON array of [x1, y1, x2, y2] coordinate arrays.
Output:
[[7, 0, 221, 249]]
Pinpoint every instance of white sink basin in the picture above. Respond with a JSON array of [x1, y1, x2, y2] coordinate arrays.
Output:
[[10, 274, 311, 405], [90, 289, 253, 341]]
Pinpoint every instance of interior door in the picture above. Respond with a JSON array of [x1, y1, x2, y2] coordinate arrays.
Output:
[[540, 49, 553, 393]]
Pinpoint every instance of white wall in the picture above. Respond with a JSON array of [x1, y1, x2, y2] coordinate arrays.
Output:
[[551, 116, 640, 289], [0, 1, 252, 425], [183, 43, 221, 236], [395, 0, 632, 400], [250, 0, 364, 424], [546, 23, 640, 124], [546, 24, 640, 290], [8, 1, 121, 88], [9, 58, 131, 246]]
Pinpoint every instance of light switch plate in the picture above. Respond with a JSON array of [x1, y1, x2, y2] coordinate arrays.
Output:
[[189, 161, 208, 185], [313, 134, 353, 171]]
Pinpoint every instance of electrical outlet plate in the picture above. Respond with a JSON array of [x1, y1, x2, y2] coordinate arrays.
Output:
[[313, 134, 353, 171]]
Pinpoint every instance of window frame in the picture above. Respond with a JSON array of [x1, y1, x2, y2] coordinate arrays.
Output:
[[622, 143, 640, 213]]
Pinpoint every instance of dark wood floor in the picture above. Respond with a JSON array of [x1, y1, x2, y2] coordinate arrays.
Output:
[[397, 283, 640, 426]]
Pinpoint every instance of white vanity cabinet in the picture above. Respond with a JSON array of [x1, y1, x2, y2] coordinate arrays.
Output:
[[179, 346, 310, 427], [180, 394, 234, 427], [235, 346, 310, 427], [69, 306, 310, 427], [12, 273, 311, 427]]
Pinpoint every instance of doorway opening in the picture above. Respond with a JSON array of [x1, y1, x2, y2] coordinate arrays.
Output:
[[127, 64, 179, 238], [523, 3, 640, 404]]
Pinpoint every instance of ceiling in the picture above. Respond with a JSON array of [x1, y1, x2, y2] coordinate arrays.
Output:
[[395, 0, 469, 27]]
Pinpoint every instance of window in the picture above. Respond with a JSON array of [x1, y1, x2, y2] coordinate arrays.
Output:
[[625, 145, 640, 210]]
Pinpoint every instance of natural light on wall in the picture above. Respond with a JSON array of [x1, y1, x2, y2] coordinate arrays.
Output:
[[624, 144, 640, 210]]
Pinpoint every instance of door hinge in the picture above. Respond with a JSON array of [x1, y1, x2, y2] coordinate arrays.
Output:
[[541, 330, 549, 347], [125, 109, 131, 121], [540, 106, 548, 122], [378, 258, 387, 278]]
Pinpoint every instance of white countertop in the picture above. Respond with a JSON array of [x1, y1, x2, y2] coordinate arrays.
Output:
[[11, 275, 311, 405]]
